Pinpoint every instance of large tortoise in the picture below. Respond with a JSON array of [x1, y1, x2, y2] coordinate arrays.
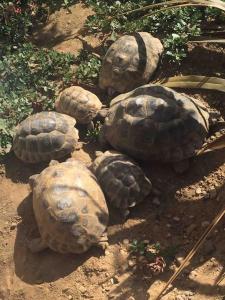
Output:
[[13, 111, 79, 163], [28, 159, 109, 254], [99, 32, 163, 94], [55, 86, 102, 129], [100, 84, 209, 163], [91, 150, 152, 216]]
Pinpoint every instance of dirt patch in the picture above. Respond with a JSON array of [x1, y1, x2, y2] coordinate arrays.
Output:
[[0, 3, 225, 300], [32, 2, 101, 55]]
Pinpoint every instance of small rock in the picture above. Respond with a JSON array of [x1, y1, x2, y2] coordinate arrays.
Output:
[[173, 216, 180, 222], [128, 260, 136, 267], [152, 197, 160, 206], [175, 255, 184, 265], [105, 250, 110, 256], [175, 295, 186, 300], [201, 221, 210, 228], [62, 288, 70, 294], [79, 286, 87, 294], [166, 223, 172, 228], [196, 188, 202, 195], [68, 296, 73, 300], [166, 233, 172, 238], [123, 239, 130, 246]]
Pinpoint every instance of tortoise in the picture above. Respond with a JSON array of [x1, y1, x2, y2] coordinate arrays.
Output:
[[55, 86, 103, 129], [99, 32, 163, 94], [28, 159, 109, 254], [91, 150, 152, 217], [13, 111, 79, 163], [100, 84, 209, 164]]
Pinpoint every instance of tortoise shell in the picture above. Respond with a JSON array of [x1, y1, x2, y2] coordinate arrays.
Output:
[[13, 111, 79, 163], [91, 150, 152, 212], [55, 86, 102, 124], [29, 159, 109, 254], [101, 84, 209, 162], [99, 32, 163, 93]]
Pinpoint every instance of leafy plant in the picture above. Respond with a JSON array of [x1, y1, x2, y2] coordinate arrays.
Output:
[[84, 0, 224, 62], [75, 49, 102, 85], [86, 121, 102, 141], [129, 239, 177, 268]]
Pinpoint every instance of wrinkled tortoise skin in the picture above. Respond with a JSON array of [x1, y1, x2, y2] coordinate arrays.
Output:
[[29, 159, 109, 254], [101, 84, 209, 162], [13, 111, 79, 163], [55, 86, 102, 124], [99, 32, 163, 93], [91, 150, 152, 211]]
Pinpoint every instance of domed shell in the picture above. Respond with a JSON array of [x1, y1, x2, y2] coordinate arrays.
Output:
[[55, 86, 102, 124], [13, 111, 79, 163], [30, 159, 109, 254], [102, 84, 209, 162], [91, 150, 152, 211], [99, 32, 163, 93]]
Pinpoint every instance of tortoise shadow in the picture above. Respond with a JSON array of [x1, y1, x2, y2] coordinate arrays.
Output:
[[14, 194, 103, 284]]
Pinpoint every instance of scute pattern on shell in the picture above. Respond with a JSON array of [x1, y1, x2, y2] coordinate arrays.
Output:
[[13, 112, 79, 163], [30, 159, 108, 254], [91, 151, 152, 210], [102, 84, 209, 162], [55, 86, 102, 124], [99, 32, 163, 93]]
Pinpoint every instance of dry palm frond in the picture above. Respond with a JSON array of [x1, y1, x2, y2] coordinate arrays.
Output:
[[116, 0, 225, 18], [188, 39, 225, 43], [156, 75, 225, 93], [197, 134, 225, 155]]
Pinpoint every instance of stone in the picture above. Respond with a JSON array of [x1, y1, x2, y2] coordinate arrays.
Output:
[[196, 188, 202, 195], [173, 216, 180, 222]]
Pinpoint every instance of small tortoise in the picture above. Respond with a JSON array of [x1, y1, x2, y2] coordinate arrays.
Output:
[[13, 111, 79, 163], [99, 32, 163, 94], [100, 84, 209, 163], [28, 159, 109, 254], [91, 150, 152, 217], [55, 86, 102, 129]]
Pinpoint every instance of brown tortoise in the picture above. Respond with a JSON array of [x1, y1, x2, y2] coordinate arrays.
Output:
[[91, 150, 152, 217], [28, 159, 109, 254], [13, 111, 79, 163], [99, 32, 163, 94], [55, 86, 102, 129], [100, 84, 209, 163]]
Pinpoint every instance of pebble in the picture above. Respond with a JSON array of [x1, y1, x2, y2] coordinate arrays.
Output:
[[128, 260, 136, 267], [68, 296, 73, 300], [196, 188, 202, 195], [201, 221, 210, 228], [123, 239, 130, 246], [166, 223, 172, 228], [173, 216, 180, 222], [175, 255, 184, 265], [166, 233, 172, 238], [79, 286, 87, 294], [152, 197, 160, 206]]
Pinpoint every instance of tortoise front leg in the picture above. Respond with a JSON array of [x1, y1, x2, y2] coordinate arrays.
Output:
[[27, 237, 48, 253]]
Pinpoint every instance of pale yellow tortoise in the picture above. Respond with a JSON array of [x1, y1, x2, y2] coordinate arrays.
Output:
[[28, 159, 109, 254]]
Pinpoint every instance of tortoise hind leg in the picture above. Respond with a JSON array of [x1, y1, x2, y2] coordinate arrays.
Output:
[[27, 237, 48, 253]]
